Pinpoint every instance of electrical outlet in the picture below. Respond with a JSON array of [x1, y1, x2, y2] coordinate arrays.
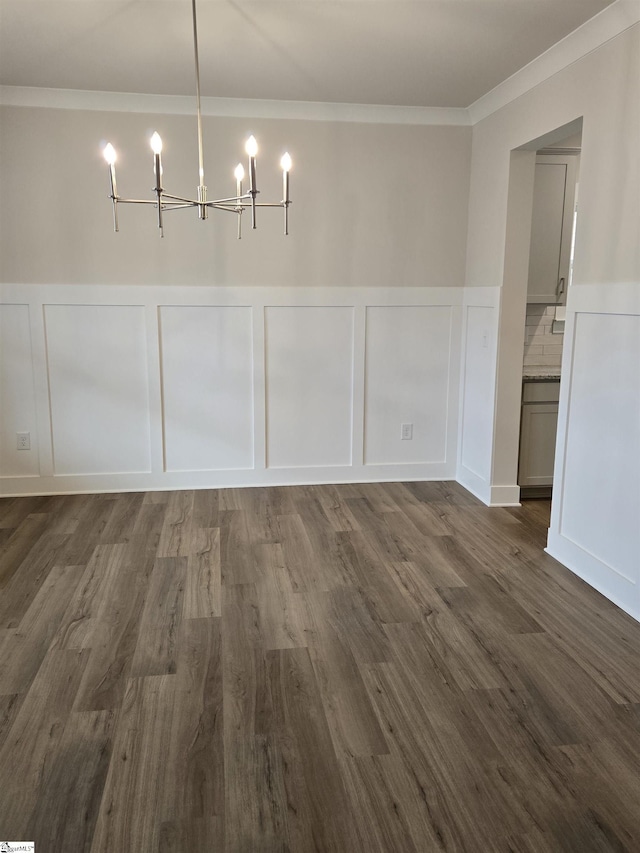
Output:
[[16, 431, 31, 450], [401, 423, 413, 441]]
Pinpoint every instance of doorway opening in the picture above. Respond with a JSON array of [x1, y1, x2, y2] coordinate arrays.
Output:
[[492, 117, 583, 516], [519, 125, 582, 500]]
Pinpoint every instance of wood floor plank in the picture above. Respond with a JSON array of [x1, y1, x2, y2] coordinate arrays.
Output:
[[338, 754, 421, 853], [130, 556, 186, 677], [494, 561, 640, 704], [183, 527, 221, 619], [294, 496, 360, 588], [162, 616, 224, 825], [192, 487, 220, 528], [99, 490, 144, 544], [361, 660, 526, 848], [73, 564, 148, 711], [250, 543, 308, 651], [0, 648, 89, 838], [266, 646, 360, 851], [219, 509, 262, 586], [25, 709, 116, 853], [0, 495, 55, 528], [277, 511, 331, 592], [335, 533, 423, 624], [0, 512, 51, 587], [61, 496, 119, 564], [222, 583, 275, 740], [558, 739, 640, 848], [89, 675, 176, 853], [0, 563, 86, 694], [223, 735, 290, 853], [324, 584, 392, 664], [159, 817, 225, 852], [0, 532, 71, 628], [314, 484, 362, 532], [128, 500, 167, 577], [307, 622, 390, 759], [53, 543, 128, 650], [0, 691, 24, 752], [156, 489, 194, 557]]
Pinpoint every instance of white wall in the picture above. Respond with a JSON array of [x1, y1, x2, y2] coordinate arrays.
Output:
[[0, 102, 471, 495], [460, 21, 640, 617], [0, 284, 462, 495], [0, 105, 471, 289]]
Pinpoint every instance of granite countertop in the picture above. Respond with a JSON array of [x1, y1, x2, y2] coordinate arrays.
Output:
[[522, 366, 561, 381]]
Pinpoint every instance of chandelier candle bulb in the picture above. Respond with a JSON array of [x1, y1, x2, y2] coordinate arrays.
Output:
[[281, 152, 291, 236], [281, 152, 291, 203], [245, 136, 258, 229], [150, 131, 163, 155], [234, 163, 244, 200], [245, 134, 258, 188], [103, 143, 119, 231], [103, 142, 117, 167], [151, 132, 163, 193]]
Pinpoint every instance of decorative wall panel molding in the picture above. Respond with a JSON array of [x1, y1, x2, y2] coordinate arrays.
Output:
[[0, 284, 463, 496], [364, 305, 459, 466], [548, 283, 640, 621], [0, 304, 40, 478], [44, 304, 153, 476], [159, 306, 255, 472]]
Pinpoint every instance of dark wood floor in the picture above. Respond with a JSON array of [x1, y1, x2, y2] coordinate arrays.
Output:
[[1, 482, 639, 852]]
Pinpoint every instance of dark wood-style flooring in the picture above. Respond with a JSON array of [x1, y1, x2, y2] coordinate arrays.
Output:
[[0, 481, 639, 851]]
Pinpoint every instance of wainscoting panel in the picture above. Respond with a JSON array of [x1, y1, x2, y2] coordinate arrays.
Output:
[[457, 288, 500, 503], [44, 304, 152, 476], [0, 285, 463, 495], [265, 306, 355, 469], [0, 303, 40, 478], [364, 306, 453, 465], [548, 284, 640, 621], [159, 306, 254, 472]]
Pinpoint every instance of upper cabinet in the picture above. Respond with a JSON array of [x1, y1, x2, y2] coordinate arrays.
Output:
[[527, 152, 579, 304]]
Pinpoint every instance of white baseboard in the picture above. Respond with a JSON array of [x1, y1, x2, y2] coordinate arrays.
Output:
[[456, 464, 491, 505], [489, 484, 521, 506], [546, 530, 639, 622]]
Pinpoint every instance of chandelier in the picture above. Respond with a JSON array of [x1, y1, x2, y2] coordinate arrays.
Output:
[[101, 0, 292, 238]]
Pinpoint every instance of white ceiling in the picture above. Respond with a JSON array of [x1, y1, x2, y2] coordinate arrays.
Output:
[[0, 0, 617, 108]]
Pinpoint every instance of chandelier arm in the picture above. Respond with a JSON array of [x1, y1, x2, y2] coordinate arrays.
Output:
[[161, 204, 196, 211], [115, 198, 162, 205], [161, 193, 201, 205], [206, 204, 243, 214], [205, 193, 252, 206]]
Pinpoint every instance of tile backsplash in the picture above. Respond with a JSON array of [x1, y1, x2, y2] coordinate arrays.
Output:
[[523, 304, 564, 368]]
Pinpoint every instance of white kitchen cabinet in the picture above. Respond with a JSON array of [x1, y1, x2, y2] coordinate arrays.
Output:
[[527, 153, 578, 304], [518, 380, 560, 489]]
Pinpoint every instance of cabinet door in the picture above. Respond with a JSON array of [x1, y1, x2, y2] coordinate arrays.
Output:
[[518, 402, 559, 487], [527, 154, 578, 304]]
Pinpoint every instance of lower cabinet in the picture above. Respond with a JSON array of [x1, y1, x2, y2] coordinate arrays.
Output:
[[518, 380, 560, 488]]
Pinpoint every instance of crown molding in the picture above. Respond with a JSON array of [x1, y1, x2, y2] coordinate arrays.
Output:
[[468, 0, 640, 124], [2, 1, 637, 129], [0, 86, 470, 127]]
